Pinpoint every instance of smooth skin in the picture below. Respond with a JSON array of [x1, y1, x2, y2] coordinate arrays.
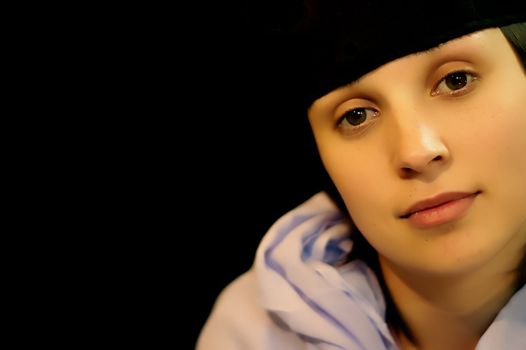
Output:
[[308, 28, 526, 350]]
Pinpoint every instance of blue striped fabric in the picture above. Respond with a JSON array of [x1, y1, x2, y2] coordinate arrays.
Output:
[[254, 191, 526, 349], [197, 191, 526, 349]]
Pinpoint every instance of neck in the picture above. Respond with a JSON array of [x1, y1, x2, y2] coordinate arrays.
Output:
[[379, 257, 522, 350]]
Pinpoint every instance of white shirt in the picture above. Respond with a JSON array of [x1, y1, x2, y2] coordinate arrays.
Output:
[[197, 192, 526, 350]]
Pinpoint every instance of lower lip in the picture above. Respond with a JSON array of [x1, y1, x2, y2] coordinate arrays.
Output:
[[406, 193, 479, 229]]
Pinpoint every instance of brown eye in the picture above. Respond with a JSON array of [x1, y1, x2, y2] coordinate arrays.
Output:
[[336, 106, 379, 135], [341, 108, 368, 126], [444, 72, 468, 90], [432, 71, 477, 96]]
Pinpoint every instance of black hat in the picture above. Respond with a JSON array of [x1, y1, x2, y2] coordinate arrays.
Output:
[[278, 0, 526, 107]]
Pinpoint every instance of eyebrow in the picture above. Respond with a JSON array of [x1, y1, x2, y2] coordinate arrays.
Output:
[[336, 32, 478, 93], [416, 45, 441, 56], [416, 32, 476, 56]]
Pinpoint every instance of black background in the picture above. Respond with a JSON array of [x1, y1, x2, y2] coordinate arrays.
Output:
[[26, 2, 323, 349], [173, 1, 326, 348], [91, 2, 322, 348], [182, 1, 324, 347]]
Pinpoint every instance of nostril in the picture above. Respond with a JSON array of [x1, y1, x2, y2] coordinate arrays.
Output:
[[400, 167, 416, 178]]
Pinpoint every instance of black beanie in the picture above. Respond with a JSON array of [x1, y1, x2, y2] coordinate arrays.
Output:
[[278, 0, 526, 107]]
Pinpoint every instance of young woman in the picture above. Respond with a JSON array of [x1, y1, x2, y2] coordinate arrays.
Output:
[[197, 1, 526, 349]]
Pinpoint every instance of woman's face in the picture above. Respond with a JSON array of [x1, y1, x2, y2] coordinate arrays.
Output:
[[308, 28, 526, 276]]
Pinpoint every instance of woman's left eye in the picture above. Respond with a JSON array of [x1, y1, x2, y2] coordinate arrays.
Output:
[[432, 71, 478, 96]]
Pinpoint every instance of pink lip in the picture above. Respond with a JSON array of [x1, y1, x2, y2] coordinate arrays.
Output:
[[400, 191, 481, 228], [401, 192, 478, 218]]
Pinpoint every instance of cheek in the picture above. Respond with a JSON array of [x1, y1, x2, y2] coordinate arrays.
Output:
[[487, 110, 526, 213], [458, 97, 526, 182], [320, 145, 392, 223], [451, 93, 526, 226]]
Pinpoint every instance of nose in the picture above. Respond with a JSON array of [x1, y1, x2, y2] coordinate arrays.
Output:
[[391, 120, 450, 179]]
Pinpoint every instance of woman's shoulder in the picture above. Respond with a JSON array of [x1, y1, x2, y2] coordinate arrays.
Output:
[[195, 269, 304, 350]]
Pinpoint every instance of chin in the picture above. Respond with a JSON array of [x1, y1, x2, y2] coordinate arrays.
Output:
[[381, 228, 507, 277]]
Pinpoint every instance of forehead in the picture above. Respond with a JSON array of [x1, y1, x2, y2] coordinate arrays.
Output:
[[308, 28, 502, 111], [413, 30, 489, 60]]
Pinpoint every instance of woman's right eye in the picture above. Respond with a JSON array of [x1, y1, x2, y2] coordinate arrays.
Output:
[[336, 107, 378, 132], [431, 70, 478, 96]]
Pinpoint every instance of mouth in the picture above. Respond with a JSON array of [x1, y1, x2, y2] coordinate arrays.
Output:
[[400, 191, 481, 228]]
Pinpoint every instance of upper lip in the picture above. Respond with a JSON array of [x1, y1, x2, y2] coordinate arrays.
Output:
[[400, 191, 479, 218]]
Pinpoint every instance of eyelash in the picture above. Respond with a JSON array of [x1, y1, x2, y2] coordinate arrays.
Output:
[[335, 70, 479, 133], [431, 70, 478, 97], [336, 108, 378, 134]]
